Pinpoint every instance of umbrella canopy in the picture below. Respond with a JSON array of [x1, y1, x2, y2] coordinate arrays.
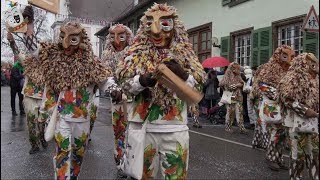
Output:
[[202, 56, 230, 68]]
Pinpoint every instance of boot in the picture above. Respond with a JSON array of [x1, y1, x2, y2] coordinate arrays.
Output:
[[29, 146, 40, 154]]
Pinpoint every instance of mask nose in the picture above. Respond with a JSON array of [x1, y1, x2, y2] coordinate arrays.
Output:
[[150, 21, 160, 36], [62, 37, 70, 49], [115, 35, 120, 45]]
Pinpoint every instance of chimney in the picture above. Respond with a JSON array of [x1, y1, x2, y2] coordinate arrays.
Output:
[[134, 0, 138, 6]]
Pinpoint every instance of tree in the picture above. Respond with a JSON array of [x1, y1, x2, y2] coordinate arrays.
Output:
[[1, 5, 53, 62]]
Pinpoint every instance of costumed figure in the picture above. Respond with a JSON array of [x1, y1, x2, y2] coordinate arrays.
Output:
[[277, 53, 319, 179], [101, 23, 134, 177], [116, 3, 205, 179], [23, 21, 111, 179], [6, 5, 48, 154], [243, 67, 257, 130], [220, 62, 246, 133], [251, 45, 295, 170]]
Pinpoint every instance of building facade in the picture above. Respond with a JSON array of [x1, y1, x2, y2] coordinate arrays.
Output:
[[97, 0, 319, 67]]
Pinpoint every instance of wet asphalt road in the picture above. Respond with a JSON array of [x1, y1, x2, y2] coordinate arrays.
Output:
[[1, 86, 288, 179]]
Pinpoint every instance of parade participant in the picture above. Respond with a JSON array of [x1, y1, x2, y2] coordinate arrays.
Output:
[[243, 67, 257, 130], [251, 45, 295, 170], [101, 23, 134, 177], [219, 62, 246, 133], [23, 21, 111, 179], [277, 53, 319, 179], [115, 3, 205, 179], [6, 5, 49, 154]]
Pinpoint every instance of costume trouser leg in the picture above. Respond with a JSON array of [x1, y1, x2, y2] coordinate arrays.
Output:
[[112, 103, 128, 170], [266, 124, 286, 164], [89, 103, 98, 134], [289, 129, 319, 180], [24, 97, 44, 149], [143, 131, 189, 180], [11, 87, 24, 112], [247, 98, 257, 125], [53, 119, 90, 180], [226, 103, 245, 131], [251, 98, 269, 149]]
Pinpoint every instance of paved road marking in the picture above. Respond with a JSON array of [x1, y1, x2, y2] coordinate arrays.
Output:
[[189, 130, 289, 158]]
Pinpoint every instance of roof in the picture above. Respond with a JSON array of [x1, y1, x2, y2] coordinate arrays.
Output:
[[94, 0, 155, 37], [69, 0, 133, 21], [112, 0, 154, 22]]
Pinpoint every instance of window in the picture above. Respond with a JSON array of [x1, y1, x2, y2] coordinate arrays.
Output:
[[234, 34, 251, 66], [188, 23, 212, 62], [272, 15, 305, 55], [230, 27, 253, 66], [128, 20, 136, 34]]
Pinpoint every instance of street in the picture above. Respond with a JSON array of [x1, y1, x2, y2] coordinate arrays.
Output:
[[1, 86, 288, 179]]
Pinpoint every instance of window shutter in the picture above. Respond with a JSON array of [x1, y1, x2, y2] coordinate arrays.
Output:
[[303, 32, 319, 58], [222, 0, 231, 6], [220, 36, 230, 61], [251, 27, 272, 66]]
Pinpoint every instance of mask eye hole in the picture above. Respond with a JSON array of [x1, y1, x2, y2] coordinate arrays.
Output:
[[69, 35, 80, 46], [119, 34, 126, 42], [160, 18, 173, 32], [59, 33, 65, 42], [110, 34, 115, 42]]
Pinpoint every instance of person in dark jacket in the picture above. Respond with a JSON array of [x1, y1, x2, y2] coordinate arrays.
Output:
[[10, 59, 25, 116], [204, 70, 220, 115]]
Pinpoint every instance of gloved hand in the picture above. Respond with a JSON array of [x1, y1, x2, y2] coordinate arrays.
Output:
[[163, 60, 189, 81], [110, 90, 122, 104], [22, 5, 34, 23], [139, 73, 157, 87]]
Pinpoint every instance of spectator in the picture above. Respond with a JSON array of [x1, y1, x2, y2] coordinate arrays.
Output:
[[10, 59, 25, 116], [204, 70, 220, 115]]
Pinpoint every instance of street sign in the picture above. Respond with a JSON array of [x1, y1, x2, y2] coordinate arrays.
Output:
[[302, 5, 319, 32]]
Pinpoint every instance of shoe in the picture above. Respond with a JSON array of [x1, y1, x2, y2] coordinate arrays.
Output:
[[41, 140, 48, 149], [266, 160, 280, 171], [12, 111, 18, 116], [278, 162, 289, 170], [29, 147, 40, 154], [20, 111, 26, 115]]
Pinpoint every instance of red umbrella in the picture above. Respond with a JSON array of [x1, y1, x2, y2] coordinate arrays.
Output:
[[201, 56, 230, 68]]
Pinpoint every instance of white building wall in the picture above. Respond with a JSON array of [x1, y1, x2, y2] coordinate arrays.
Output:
[[164, 0, 319, 56]]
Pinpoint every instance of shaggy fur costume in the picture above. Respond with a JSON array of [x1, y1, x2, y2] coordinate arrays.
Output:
[[102, 24, 134, 71], [220, 62, 244, 89], [251, 45, 294, 98], [24, 22, 111, 93], [116, 3, 206, 109], [277, 53, 319, 113]]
